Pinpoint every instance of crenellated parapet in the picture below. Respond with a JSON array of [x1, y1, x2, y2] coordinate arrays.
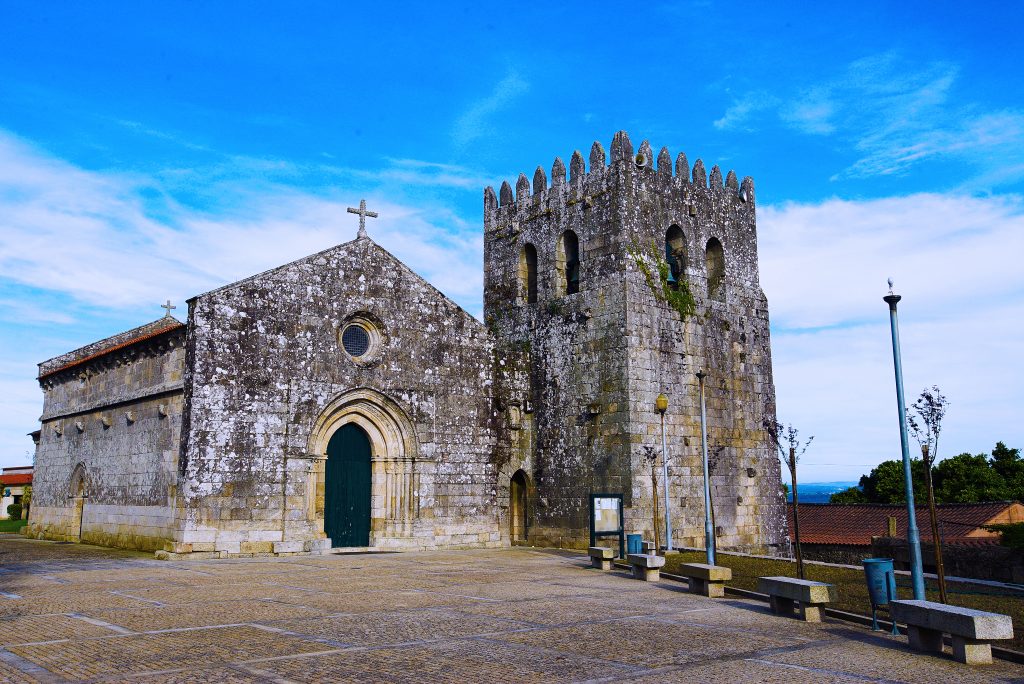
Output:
[[483, 130, 756, 230]]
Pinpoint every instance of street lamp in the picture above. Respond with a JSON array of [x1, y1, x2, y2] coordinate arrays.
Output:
[[656, 393, 672, 551], [884, 280, 926, 600], [696, 371, 715, 565]]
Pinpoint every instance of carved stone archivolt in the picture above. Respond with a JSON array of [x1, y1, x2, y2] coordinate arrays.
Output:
[[306, 387, 422, 540]]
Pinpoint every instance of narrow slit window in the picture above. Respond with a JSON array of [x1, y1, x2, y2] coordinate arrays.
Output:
[[705, 237, 725, 300], [665, 225, 686, 286], [520, 243, 538, 304], [558, 230, 580, 295]]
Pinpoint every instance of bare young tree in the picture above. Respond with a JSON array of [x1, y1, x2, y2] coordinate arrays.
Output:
[[641, 445, 661, 550], [766, 420, 814, 579], [908, 385, 950, 603]]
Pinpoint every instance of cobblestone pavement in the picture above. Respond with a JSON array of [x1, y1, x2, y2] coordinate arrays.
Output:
[[0, 534, 1021, 683]]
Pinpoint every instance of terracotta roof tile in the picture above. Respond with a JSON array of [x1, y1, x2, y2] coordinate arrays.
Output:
[[38, 319, 184, 380], [0, 473, 32, 485], [788, 501, 1021, 546]]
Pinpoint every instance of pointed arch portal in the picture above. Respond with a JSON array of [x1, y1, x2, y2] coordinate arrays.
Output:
[[307, 387, 421, 547]]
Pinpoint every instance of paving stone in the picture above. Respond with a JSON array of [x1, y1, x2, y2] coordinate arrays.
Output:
[[258, 638, 642, 683], [269, 607, 534, 647], [86, 599, 328, 631], [495, 615, 808, 666], [8, 626, 332, 679], [0, 542, 1022, 683], [103, 665, 275, 683], [271, 589, 482, 614], [0, 614, 121, 645]]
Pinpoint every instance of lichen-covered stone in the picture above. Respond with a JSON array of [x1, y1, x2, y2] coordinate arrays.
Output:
[[28, 131, 786, 558], [485, 132, 787, 554]]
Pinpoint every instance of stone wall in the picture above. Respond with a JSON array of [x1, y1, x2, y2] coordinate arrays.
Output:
[[484, 131, 787, 553], [872, 537, 1024, 583], [176, 237, 499, 556], [27, 322, 185, 550]]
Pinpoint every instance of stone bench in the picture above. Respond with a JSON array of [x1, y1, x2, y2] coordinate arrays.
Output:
[[627, 553, 665, 581], [588, 546, 615, 570], [677, 562, 732, 598], [890, 599, 1014, 665], [757, 576, 836, 623]]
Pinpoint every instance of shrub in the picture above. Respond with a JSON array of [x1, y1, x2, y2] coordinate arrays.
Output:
[[6, 503, 22, 520], [985, 522, 1024, 549]]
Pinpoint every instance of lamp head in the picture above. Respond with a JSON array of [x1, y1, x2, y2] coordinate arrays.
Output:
[[655, 393, 669, 413]]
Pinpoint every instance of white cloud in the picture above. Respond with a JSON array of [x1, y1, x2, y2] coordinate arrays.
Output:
[[718, 53, 1024, 185], [452, 70, 530, 147], [713, 91, 779, 131], [2, 131, 1021, 485], [0, 131, 485, 468], [0, 131, 483, 313], [760, 193, 1024, 481]]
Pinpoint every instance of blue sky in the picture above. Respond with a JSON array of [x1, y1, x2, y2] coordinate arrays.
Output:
[[1, 2, 1022, 481]]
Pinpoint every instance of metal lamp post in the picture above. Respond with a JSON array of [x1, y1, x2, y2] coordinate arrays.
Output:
[[656, 393, 673, 551], [884, 282, 926, 601], [696, 371, 715, 565]]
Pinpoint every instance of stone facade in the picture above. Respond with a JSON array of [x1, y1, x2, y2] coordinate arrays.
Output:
[[175, 238, 498, 555], [27, 319, 185, 550], [485, 131, 786, 552], [27, 130, 786, 557]]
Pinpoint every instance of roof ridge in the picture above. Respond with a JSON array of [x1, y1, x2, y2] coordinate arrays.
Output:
[[38, 318, 184, 380]]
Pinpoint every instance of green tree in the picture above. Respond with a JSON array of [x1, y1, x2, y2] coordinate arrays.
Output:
[[990, 442, 1024, 501], [830, 486, 868, 503], [858, 459, 928, 504], [933, 452, 1008, 503]]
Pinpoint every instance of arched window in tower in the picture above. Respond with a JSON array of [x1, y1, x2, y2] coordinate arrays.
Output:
[[705, 237, 725, 300], [557, 230, 580, 295], [665, 225, 686, 286], [519, 243, 538, 304]]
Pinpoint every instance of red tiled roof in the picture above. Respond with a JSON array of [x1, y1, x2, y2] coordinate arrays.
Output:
[[788, 501, 1021, 546], [38, 319, 184, 380], [0, 473, 32, 486]]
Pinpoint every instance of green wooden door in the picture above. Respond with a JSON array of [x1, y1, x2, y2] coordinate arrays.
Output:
[[324, 423, 372, 547]]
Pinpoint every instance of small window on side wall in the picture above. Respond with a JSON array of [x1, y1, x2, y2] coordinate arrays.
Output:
[[665, 225, 686, 287], [705, 237, 725, 300], [557, 230, 580, 295], [519, 243, 538, 304]]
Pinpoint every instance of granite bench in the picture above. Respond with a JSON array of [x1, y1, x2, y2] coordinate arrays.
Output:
[[757, 576, 836, 623], [677, 562, 732, 598], [627, 553, 665, 581], [587, 546, 615, 570], [890, 599, 1014, 665]]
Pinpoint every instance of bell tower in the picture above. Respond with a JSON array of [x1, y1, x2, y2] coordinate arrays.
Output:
[[484, 131, 787, 554]]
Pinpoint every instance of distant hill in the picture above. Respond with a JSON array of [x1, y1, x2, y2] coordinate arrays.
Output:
[[789, 482, 858, 503]]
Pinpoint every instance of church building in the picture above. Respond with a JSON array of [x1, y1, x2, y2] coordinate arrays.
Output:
[[26, 132, 788, 558]]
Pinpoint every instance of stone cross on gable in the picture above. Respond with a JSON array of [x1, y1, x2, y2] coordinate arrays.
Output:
[[161, 300, 176, 319], [347, 199, 378, 238]]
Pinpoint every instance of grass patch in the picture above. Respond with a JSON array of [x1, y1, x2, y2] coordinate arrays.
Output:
[[0, 518, 26, 533], [664, 550, 1024, 652]]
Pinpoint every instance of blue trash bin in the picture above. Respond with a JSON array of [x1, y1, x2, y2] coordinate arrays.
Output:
[[863, 558, 899, 634], [627, 534, 642, 555]]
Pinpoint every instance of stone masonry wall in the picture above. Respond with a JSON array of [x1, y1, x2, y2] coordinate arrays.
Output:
[[178, 237, 498, 557], [28, 324, 185, 550], [484, 131, 787, 553]]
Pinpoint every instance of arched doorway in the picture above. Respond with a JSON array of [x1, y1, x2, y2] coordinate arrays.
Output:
[[325, 423, 372, 547], [510, 470, 529, 543], [69, 463, 87, 542]]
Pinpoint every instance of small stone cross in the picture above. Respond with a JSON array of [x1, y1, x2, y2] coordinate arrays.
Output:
[[161, 300, 176, 319], [347, 199, 378, 238]]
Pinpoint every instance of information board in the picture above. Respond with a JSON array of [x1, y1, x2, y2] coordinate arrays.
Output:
[[589, 492, 625, 559], [593, 497, 620, 533]]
